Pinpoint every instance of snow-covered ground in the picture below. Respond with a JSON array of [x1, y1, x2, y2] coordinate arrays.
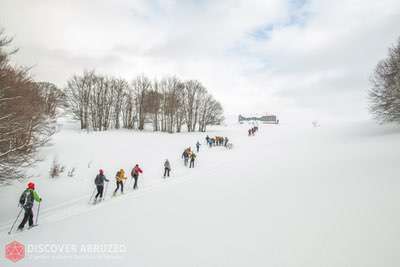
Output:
[[1, 119, 400, 267]]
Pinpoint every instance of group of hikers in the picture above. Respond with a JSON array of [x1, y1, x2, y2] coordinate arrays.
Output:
[[93, 164, 144, 202], [205, 135, 229, 147], [14, 165, 145, 231], [94, 141, 206, 204], [182, 147, 197, 168], [248, 126, 259, 136], [13, 133, 238, 232]]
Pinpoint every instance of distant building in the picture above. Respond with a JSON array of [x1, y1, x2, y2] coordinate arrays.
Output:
[[238, 114, 279, 124]]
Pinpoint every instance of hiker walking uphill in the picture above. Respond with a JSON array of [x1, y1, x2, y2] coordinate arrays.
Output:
[[182, 149, 189, 166], [206, 135, 213, 147], [18, 182, 42, 231], [224, 137, 229, 147], [248, 126, 258, 136], [196, 141, 201, 152], [217, 136, 224, 146], [113, 169, 127, 195], [94, 169, 109, 202], [164, 159, 171, 178], [131, 164, 143, 190], [189, 152, 196, 168]]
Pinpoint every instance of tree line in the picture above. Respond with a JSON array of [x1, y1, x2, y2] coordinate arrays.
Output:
[[65, 71, 224, 133]]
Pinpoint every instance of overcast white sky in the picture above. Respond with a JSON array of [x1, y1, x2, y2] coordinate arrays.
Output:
[[1, 0, 400, 123]]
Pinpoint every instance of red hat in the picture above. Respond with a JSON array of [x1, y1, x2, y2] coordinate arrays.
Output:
[[27, 182, 35, 190], [99, 169, 104, 175]]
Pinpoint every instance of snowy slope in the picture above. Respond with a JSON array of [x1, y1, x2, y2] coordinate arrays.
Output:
[[1, 120, 400, 267]]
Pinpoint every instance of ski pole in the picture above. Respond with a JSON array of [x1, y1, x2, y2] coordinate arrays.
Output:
[[35, 201, 41, 225], [102, 182, 109, 201], [126, 178, 130, 190], [125, 179, 129, 191], [8, 207, 23, 235], [88, 187, 96, 204], [127, 177, 132, 190]]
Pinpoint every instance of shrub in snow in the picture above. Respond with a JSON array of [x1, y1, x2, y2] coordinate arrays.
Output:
[[312, 121, 320, 127], [67, 168, 75, 177], [49, 158, 64, 178]]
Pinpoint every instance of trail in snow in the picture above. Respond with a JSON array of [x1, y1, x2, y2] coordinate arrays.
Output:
[[3, 154, 238, 234]]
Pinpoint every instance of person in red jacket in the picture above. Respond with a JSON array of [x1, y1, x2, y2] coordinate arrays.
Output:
[[131, 164, 143, 190]]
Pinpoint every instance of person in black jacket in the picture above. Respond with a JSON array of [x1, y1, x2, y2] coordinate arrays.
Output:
[[196, 141, 201, 152], [182, 150, 189, 166], [189, 153, 196, 168], [94, 169, 109, 201], [164, 159, 171, 178]]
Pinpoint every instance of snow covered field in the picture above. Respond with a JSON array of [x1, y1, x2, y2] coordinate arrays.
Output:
[[1, 119, 400, 267]]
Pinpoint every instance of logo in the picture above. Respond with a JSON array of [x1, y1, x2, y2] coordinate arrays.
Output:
[[5, 241, 25, 262]]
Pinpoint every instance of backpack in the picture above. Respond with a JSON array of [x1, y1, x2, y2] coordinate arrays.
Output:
[[95, 174, 102, 185], [19, 189, 34, 208], [131, 168, 139, 177]]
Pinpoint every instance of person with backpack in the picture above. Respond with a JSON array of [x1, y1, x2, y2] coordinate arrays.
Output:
[[131, 164, 143, 190], [189, 153, 196, 168], [196, 141, 201, 153], [208, 138, 212, 148], [113, 169, 127, 196], [94, 169, 109, 202], [163, 159, 171, 178], [18, 182, 42, 230], [182, 150, 189, 166]]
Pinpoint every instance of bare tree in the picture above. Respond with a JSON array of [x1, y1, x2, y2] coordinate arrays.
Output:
[[162, 77, 182, 133], [36, 82, 64, 118], [369, 37, 400, 123], [193, 84, 206, 131], [112, 78, 128, 129], [122, 88, 136, 129], [89, 74, 111, 131], [0, 30, 55, 183], [144, 81, 162, 131], [175, 84, 185, 133], [182, 80, 196, 132], [65, 70, 96, 130], [132, 75, 151, 130], [198, 95, 224, 132]]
